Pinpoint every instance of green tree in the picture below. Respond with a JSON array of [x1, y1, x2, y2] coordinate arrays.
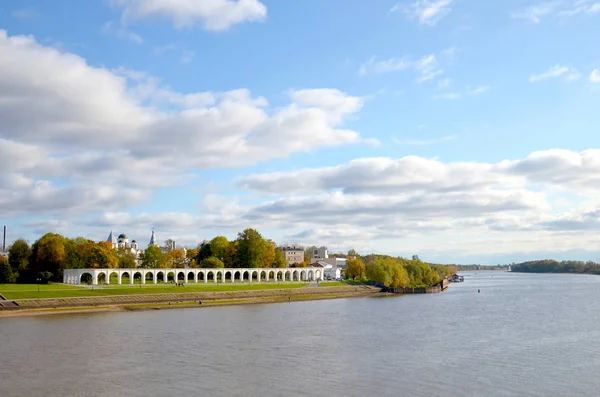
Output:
[[272, 248, 286, 268], [346, 257, 366, 280], [30, 233, 67, 281], [209, 236, 229, 260], [8, 239, 31, 280], [347, 248, 359, 258], [202, 256, 224, 268], [196, 242, 213, 263], [140, 245, 165, 268], [116, 248, 137, 268], [236, 228, 270, 268], [0, 255, 15, 283]]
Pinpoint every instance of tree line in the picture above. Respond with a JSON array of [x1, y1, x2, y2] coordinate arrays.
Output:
[[0, 228, 290, 283], [344, 254, 457, 289], [511, 260, 600, 275]]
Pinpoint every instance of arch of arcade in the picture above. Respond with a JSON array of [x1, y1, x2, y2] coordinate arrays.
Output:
[[63, 268, 323, 285]]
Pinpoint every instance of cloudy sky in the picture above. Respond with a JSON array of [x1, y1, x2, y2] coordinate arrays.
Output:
[[1, 0, 599, 264]]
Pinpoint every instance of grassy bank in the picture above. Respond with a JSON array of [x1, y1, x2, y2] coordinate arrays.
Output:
[[0, 282, 314, 299]]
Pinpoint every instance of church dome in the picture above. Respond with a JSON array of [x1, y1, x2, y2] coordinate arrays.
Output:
[[118, 233, 128, 239]]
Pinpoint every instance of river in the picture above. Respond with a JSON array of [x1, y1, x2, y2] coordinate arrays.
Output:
[[2, 271, 600, 396]]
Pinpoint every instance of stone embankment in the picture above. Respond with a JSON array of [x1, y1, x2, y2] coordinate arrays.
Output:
[[5, 285, 382, 311]]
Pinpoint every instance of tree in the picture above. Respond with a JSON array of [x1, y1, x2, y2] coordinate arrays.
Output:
[[30, 233, 67, 281], [165, 248, 187, 268], [209, 236, 229, 260], [196, 242, 213, 263], [8, 239, 31, 280], [272, 249, 286, 268], [236, 228, 270, 268], [412, 254, 421, 261], [186, 247, 198, 262], [262, 240, 275, 268], [163, 238, 176, 252], [224, 240, 239, 268], [116, 248, 136, 268], [346, 257, 366, 280], [202, 256, 224, 268], [140, 245, 165, 268], [304, 246, 317, 262], [88, 242, 118, 269], [0, 255, 15, 283], [347, 248, 359, 258]]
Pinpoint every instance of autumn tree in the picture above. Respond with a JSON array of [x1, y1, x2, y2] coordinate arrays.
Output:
[[202, 256, 224, 268], [8, 239, 31, 281], [165, 248, 187, 268], [88, 242, 118, 269], [272, 249, 286, 268], [224, 240, 239, 268], [346, 257, 366, 280], [140, 245, 165, 268]]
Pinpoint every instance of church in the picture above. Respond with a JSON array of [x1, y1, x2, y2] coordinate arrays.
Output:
[[106, 230, 158, 258]]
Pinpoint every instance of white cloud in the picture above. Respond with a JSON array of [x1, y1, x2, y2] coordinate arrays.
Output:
[[11, 7, 40, 19], [529, 64, 575, 82], [112, 0, 267, 31], [0, 30, 371, 218], [468, 85, 491, 95], [511, 2, 561, 23], [394, 0, 456, 26], [359, 52, 445, 83], [590, 69, 600, 83], [513, 1, 600, 23], [101, 20, 144, 44]]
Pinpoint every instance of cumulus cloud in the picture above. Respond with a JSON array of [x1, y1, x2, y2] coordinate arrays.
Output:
[[0, 30, 369, 218], [230, 149, 600, 251], [112, 0, 267, 30], [392, 0, 456, 26]]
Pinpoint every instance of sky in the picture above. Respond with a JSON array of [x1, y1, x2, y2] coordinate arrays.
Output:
[[1, 0, 599, 265]]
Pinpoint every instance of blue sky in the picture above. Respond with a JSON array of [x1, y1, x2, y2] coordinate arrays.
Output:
[[1, 0, 600, 264]]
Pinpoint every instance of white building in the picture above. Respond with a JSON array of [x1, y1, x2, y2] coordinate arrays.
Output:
[[309, 260, 342, 280], [106, 230, 159, 261]]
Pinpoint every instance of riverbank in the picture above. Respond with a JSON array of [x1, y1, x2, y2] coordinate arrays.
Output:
[[0, 285, 383, 317]]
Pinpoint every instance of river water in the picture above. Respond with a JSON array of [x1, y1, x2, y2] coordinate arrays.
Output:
[[2, 271, 600, 397]]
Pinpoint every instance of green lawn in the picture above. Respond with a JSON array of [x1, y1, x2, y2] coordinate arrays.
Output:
[[319, 281, 348, 287], [0, 282, 311, 300]]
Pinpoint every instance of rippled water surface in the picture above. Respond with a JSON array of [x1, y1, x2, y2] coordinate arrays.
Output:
[[2, 271, 600, 397]]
